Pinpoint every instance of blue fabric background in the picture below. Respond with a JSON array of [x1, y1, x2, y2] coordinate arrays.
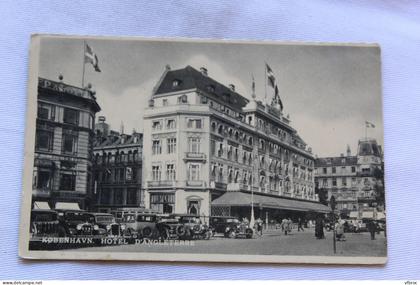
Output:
[[1, 0, 419, 280]]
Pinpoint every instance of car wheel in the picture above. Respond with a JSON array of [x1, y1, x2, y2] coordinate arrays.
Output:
[[58, 226, 66, 237], [245, 229, 253, 239], [143, 227, 152, 238], [177, 225, 186, 237], [228, 230, 236, 239]]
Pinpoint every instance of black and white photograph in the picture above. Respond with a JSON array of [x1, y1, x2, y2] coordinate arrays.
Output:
[[19, 35, 386, 264]]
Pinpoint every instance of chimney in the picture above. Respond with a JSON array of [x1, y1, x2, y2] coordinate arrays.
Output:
[[346, 144, 351, 156], [229, 84, 235, 91], [200, 67, 208, 76]]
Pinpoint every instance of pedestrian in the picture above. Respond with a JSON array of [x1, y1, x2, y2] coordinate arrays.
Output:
[[280, 217, 289, 235], [315, 215, 325, 239], [335, 219, 346, 241], [286, 218, 293, 234], [256, 218, 263, 236], [298, 217, 304, 232], [367, 219, 377, 240]]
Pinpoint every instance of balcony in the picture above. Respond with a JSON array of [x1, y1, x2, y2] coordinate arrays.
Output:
[[184, 152, 207, 162], [52, 191, 86, 199], [186, 180, 206, 187], [147, 180, 176, 188], [32, 188, 52, 198]]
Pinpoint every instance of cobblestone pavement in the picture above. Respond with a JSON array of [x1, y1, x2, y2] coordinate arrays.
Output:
[[75, 228, 387, 257]]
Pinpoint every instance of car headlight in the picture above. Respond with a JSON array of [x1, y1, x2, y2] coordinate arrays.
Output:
[[76, 224, 82, 230], [226, 227, 230, 231], [121, 224, 126, 230], [106, 225, 111, 230], [93, 225, 99, 231]]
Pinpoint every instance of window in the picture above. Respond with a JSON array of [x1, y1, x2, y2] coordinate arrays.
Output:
[[189, 137, 201, 153], [166, 164, 175, 180], [218, 143, 223, 157], [162, 99, 168, 106], [150, 193, 174, 214], [166, 119, 176, 129], [332, 178, 337, 186], [351, 166, 356, 173], [34, 169, 52, 189], [188, 201, 200, 215], [342, 177, 347, 186], [167, 138, 176, 154], [38, 103, 55, 120], [187, 118, 202, 129], [152, 120, 162, 131], [172, 79, 181, 87], [126, 167, 133, 181], [126, 188, 137, 205], [152, 140, 162, 155], [35, 129, 54, 152], [188, 164, 200, 181], [323, 178, 328, 187], [323, 168, 327, 174], [62, 129, 78, 154], [210, 140, 216, 155], [63, 108, 79, 125], [152, 165, 161, 181], [59, 173, 76, 191], [114, 189, 123, 205], [332, 167, 336, 174]]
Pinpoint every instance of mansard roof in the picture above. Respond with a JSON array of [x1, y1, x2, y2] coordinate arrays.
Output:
[[315, 156, 358, 167], [153, 65, 249, 109], [93, 132, 143, 149]]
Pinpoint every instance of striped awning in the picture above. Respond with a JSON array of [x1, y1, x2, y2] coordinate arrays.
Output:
[[212, 191, 330, 213]]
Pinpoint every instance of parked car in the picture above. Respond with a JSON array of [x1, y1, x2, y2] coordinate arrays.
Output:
[[170, 214, 212, 240], [155, 217, 186, 240], [87, 212, 124, 237], [209, 216, 253, 239], [55, 209, 100, 236], [30, 209, 63, 238], [121, 212, 159, 239]]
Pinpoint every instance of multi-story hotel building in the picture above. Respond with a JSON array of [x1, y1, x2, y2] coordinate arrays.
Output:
[[32, 77, 100, 210], [143, 65, 329, 221], [315, 138, 384, 218], [92, 116, 143, 216]]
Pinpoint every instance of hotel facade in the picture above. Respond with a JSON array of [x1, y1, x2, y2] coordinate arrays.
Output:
[[143, 65, 329, 221], [32, 77, 100, 210]]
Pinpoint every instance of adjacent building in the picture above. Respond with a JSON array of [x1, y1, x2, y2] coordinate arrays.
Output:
[[143, 65, 329, 222], [92, 117, 144, 216], [32, 77, 100, 210], [315, 138, 384, 219]]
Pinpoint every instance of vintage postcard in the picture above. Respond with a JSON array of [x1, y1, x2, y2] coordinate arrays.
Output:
[[19, 35, 386, 264]]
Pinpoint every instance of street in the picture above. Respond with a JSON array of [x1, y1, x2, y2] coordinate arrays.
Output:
[[73, 228, 387, 257]]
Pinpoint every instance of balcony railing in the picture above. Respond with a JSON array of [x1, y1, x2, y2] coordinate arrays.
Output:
[[184, 152, 207, 161], [147, 180, 176, 188], [186, 180, 205, 187]]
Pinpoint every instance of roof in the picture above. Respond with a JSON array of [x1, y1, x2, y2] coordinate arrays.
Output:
[[94, 132, 143, 148], [154, 65, 249, 109], [315, 156, 358, 167], [212, 191, 330, 213]]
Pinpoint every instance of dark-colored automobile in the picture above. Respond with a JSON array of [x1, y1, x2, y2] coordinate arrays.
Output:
[[87, 212, 124, 237], [210, 216, 253, 239], [170, 214, 212, 240], [121, 212, 159, 239], [55, 209, 98, 236], [155, 217, 186, 240], [30, 209, 63, 238]]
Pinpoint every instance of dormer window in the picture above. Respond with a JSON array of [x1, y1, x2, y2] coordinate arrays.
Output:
[[172, 79, 181, 88], [206, 85, 215, 93]]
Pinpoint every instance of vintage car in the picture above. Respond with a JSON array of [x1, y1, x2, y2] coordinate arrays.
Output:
[[87, 212, 124, 237], [209, 216, 253, 239], [121, 212, 159, 239], [170, 214, 212, 240], [30, 209, 63, 238], [155, 217, 186, 240]]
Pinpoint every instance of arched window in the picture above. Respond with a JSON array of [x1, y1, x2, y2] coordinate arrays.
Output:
[[218, 125, 223, 135], [211, 122, 216, 132]]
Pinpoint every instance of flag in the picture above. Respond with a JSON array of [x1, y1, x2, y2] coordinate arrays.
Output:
[[85, 43, 101, 72], [266, 63, 275, 88], [274, 84, 283, 111], [365, 121, 375, 128]]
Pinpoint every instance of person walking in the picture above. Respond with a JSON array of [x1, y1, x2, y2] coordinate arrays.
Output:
[[256, 218, 263, 237], [367, 219, 377, 240], [297, 217, 304, 232], [280, 217, 289, 235], [315, 215, 325, 239]]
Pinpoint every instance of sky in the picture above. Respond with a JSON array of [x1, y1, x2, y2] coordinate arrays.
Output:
[[38, 37, 384, 157]]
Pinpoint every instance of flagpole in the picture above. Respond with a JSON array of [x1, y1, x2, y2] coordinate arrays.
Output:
[[264, 63, 267, 105], [365, 122, 367, 140], [82, 40, 86, 88]]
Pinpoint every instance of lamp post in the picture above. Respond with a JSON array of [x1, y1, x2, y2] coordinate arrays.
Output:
[[330, 195, 337, 254]]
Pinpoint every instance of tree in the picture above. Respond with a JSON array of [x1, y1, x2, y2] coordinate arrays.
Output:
[[372, 164, 385, 209]]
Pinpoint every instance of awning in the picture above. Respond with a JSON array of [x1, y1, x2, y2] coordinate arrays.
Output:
[[362, 211, 374, 218], [55, 202, 81, 210], [33, 201, 50, 210], [349, 211, 359, 218], [212, 191, 330, 213]]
